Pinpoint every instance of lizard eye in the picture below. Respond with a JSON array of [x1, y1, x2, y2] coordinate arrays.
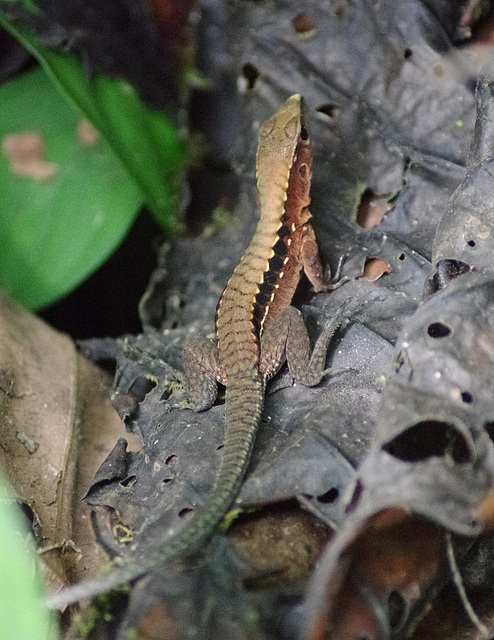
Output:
[[300, 124, 309, 141]]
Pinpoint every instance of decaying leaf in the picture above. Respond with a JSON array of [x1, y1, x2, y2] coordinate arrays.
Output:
[[304, 45, 494, 635], [357, 258, 392, 282], [305, 272, 494, 637], [0, 291, 129, 593], [306, 510, 446, 640], [356, 192, 392, 229], [226, 502, 331, 590]]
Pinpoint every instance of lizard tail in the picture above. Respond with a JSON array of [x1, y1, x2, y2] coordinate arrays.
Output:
[[47, 381, 263, 609]]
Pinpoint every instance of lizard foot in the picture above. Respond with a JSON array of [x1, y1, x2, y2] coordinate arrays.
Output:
[[324, 253, 352, 290]]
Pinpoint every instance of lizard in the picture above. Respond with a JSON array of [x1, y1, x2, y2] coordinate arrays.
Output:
[[48, 93, 348, 609]]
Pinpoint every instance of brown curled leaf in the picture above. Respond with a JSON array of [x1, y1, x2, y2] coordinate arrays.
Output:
[[356, 192, 392, 228], [2, 132, 58, 180], [357, 258, 392, 282], [292, 13, 317, 39], [476, 488, 494, 531]]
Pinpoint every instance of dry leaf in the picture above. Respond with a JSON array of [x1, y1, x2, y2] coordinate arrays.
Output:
[[356, 192, 392, 229], [306, 511, 445, 640], [357, 258, 392, 282], [0, 291, 131, 593], [227, 503, 331, 590], [137, 602, 182, 640]]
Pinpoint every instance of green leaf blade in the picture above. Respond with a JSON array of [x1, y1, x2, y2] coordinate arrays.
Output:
[[0, 66, 143, 309], [0, 472, 56, 640]]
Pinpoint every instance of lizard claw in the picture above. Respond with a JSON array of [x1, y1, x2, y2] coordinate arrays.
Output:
[[164, 394, 192, 413], [324, 253, 352, 290]]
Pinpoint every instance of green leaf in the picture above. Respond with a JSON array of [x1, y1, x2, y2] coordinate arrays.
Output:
[[0, 12, 186, 309], [0, 66, 143, 309], [1, 14, 186, 232], [0, 472, 56, 640]]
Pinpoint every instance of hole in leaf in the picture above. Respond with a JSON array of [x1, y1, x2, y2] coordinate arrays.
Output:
[[17, 502, 39, 537], [388, 590, 408, 629], [466, 239, 476, 248], [316, 103, 340, 120], [461, 391, 474, 404], [483, 421, 494, 444], [119, 475, 137, 488], [165, 454, 177, 466], [113, 523, 133, 544], [128, 376, 157, 403], [395, 350, 406, 374], [398, 253, 406, 261], [425, 260, 471, 297], [382, 420, 473, 464], [216, 444, 224, 451], [160, 388, 172, 402], [162, 477, 172, 485], [317, 487, 339, 504], [292, 13, 316, 36], [438, 259, 470, 282], [356, 189, 392, 228], [345, 479, 363, 513], [427, 322, 451, 338], [403, 48, 413, 60], [179, 508, 194, 520], [111, 393, 138, 421], [242, 63, 260, 90], [18, 502, 35, 525]]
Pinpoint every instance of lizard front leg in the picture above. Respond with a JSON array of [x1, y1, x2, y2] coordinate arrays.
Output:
[[301, 223, 349, 292], [182, 334, 223, 412]]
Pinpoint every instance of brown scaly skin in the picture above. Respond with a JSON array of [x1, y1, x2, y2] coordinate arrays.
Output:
[[48, 94, 343, 608]]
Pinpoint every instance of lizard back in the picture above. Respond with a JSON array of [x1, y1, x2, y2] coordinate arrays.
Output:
[[216, 93, 310, 372], [211, 95, 311, 543]]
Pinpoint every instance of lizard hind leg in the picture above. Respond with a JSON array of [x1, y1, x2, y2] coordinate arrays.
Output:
[[260, 302, 356, 389], [260, 306, 329, 387], [182, 334, 222, 412]]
